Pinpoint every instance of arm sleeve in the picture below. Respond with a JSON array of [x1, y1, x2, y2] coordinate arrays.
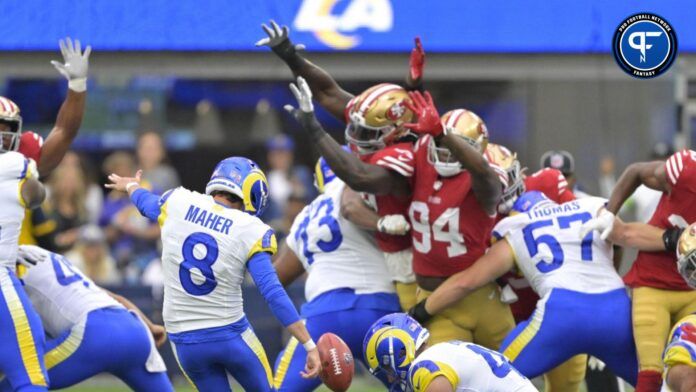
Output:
[[129, 188, 162, 221], [247, 252, 301, 327]]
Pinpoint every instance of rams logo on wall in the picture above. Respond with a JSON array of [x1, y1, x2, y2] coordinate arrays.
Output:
[[294, 0, 393, 50]]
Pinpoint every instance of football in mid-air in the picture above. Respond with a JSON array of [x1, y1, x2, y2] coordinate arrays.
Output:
[[317, 333, 354, 392]]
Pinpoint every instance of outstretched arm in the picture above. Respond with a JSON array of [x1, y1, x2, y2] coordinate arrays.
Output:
[[273, 243, 306, 286], [285, 77, 410, 196], [257, 21, 353, 120], [403, 91, 501, 215], [248, 252, 321, 379], [608, 218, 666, 251], [39, 38, 91, 178], [409, 239, 515, 322], [606, 161, 668, 214]]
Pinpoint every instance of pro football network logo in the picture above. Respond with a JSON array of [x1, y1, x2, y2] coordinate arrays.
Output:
[[612, 13, 677, 79]]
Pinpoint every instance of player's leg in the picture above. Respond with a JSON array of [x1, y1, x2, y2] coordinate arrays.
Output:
[[395, 282, 418, 311], [223, 327, 274, 392], [470, 282, 516, 350], [102, 309, 173, 392], [0, 268, 48, 392], [631, 286, 672, 391], [501, 291, 581, 381], [171, 341, 233, 392], [588, 288, 638, 386], [673, 290, 696, 324], [417, 287, 473, 344], [543, 355, 587, 392]]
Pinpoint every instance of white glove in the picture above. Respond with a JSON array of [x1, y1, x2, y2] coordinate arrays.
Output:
[[580, 209, 615, 241], [377, 215, 411, 235], [51, 37, 91, 93], [17, 245, 50, 268], [285, 76, 314, 114]]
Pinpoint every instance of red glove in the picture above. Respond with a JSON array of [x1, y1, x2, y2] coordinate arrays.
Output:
[[409, 37, 425, 81], [403, 91, 443, 137]]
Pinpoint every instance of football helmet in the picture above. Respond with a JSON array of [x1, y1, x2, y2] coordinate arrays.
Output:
[[0, 96, 22, 153], [485, 143, 525, 214], [677, 223, 696, 289], [345, 84, 414, 154], [205, 157, 269, 217], [511, 191, 553, 215], [363, 313, 429, 391], [313, 146, 350, 193], [429, 108, 488, 177]]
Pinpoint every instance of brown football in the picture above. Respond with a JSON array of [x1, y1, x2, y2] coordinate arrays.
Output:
[[317, 333, 354, 392]]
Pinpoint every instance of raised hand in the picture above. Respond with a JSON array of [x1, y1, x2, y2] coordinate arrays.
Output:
[[287, 77, 314, 113], [403, 91, 443, 137], [409, 37, 425, 81], [105, 170, 143, 193], [51, 37, 91, 92], [255, 20, 305, 59]]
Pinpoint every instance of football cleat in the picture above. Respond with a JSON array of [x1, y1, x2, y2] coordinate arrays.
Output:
[[0, 96, 22, 153], [345, 84, 414, 154], [205, 157, 270, 217]]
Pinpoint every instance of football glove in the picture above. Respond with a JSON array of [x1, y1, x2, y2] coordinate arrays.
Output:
[[403, 91, 444, 138], [409, 37, 425, 81], [17, 245, 50, 268], [255, 20, 305, 60], [51, 37, 91, 93], [285, 77, 325, 142], [579, 209, 615, 241], [377, 214, 410, 236]]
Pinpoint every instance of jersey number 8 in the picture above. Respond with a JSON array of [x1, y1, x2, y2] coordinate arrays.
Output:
[[180, 232, 219, 296]]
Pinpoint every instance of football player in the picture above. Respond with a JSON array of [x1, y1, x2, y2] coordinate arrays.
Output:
[[272, 155, 401, 391], [661, 224, 696, 392], [105, 158, 320, 391], [0, 246, 172, 391], [257, 21, 419, 311], [580, 149, 696, 392], [408, 191, 669, 387], [363, 313, 537, 392], [286, 77, 512, 348], [0, 150, 48, 390], [2, 38, 90, 179]]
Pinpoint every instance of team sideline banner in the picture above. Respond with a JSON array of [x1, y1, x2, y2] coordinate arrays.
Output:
[[0, 0, 694, 52]]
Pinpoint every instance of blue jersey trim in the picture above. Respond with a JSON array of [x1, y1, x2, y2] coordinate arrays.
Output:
[[301, 288, 401, 318], [168, 317, 251, 344]]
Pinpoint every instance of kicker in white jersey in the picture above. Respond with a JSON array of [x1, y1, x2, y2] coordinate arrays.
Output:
[[158, 187, 276, 333]]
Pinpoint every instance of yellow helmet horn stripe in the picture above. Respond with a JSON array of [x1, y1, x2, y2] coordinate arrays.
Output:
[[241, 169, 268, 213]]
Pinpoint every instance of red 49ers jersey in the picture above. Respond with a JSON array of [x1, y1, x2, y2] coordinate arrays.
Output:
[[624, 150, 696, 290], [408, 136, 496, 277], [359, 142, 414, 253], [524, 168, 575, 204]]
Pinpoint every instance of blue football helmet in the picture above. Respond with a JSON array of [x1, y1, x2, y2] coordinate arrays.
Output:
[[313, 146, 351, 193], [511, 190, 554, 215], [205, 157, 269, 217], [363, 313, 429, 391]]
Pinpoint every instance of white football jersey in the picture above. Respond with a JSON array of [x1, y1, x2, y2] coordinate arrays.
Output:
[[0, 152, 32, 268], [20, 249, 122, 337], [409, 341, 537, 392], [494, 197, 624, 297], [286, 180, 394, 302], [159, 188, 276, 334]]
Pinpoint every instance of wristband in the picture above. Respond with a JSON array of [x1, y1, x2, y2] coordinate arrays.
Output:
[[68, 78, 87, 93], [303, 339, 317, 351], [408, 299, 432, 324], [126, 182, 140, 192], [663, 227, 684, 252]]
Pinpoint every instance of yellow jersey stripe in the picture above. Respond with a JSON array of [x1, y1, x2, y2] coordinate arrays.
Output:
[[273, 337, 299, 388], [158, 201, 169, 228], [45, 317, 87, 369], [0, 271, 47, 386], [503, 295, 547, 362], [17, 178, 27, 208], [171, 343, 199, 392], [242, 328, 274, 388]]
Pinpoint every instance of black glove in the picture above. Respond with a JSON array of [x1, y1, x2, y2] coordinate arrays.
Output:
[[663, 227, 685, 252], [408, 299, 432, 324]]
